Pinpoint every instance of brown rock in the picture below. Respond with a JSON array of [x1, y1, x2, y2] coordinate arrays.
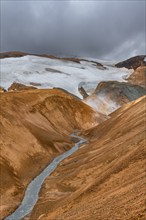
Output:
[[8, 82, 37, 91], [127, 66, 146, 89], [0, 86, 6, 92], [115, 55, 146, 70]]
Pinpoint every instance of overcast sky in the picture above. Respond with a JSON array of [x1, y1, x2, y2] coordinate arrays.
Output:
[[1, 0, 145, 60]]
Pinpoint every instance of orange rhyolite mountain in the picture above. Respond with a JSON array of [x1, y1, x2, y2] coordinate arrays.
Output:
[[29, 95, 146, 220], [127, 66, 146, 89], [0, 88, 105, 219]]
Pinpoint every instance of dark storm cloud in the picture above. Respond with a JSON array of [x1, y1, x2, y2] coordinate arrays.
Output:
[[1, 0, 145, 60]]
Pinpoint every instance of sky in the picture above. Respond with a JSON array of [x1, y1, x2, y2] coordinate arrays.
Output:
[[1, 0, 146, 60]]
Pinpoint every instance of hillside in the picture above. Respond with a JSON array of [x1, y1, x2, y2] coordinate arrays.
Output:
[[0, 88, 105, 219], [127, 66, 146, 89], [84, 80, 146, 114], [29, 95, 146, 220]]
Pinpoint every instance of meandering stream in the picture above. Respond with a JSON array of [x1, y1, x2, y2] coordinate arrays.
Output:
[[5, 135, 86, 220]]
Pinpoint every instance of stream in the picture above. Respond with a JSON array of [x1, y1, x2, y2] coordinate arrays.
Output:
[[5, 135, 86, 220]]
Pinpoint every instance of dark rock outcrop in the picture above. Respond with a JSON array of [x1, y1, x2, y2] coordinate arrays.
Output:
[[30, 82, 42, 86], [115, 55, 146, 70], [94, 81, 146, 103], [78, 86, 89, 99], [84, 80, 146, 115]]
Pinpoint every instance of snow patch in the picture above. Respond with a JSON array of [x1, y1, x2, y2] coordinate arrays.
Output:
[[1, 55, 133, 98]]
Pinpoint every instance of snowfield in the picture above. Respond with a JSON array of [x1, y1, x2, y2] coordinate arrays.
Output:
[[1, 55, 133, 98]]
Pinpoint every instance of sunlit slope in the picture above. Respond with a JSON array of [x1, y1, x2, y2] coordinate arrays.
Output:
[[128, 66, 146, 89], [30, 95, 146, 220]]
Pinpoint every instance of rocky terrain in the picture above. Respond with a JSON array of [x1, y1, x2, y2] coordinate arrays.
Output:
[[0, 52, 146, 220], [8, 82, 37, 91], [84, 80, 146, 114], [83, 61, 146, 114], [115, 55, 146, 70]]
